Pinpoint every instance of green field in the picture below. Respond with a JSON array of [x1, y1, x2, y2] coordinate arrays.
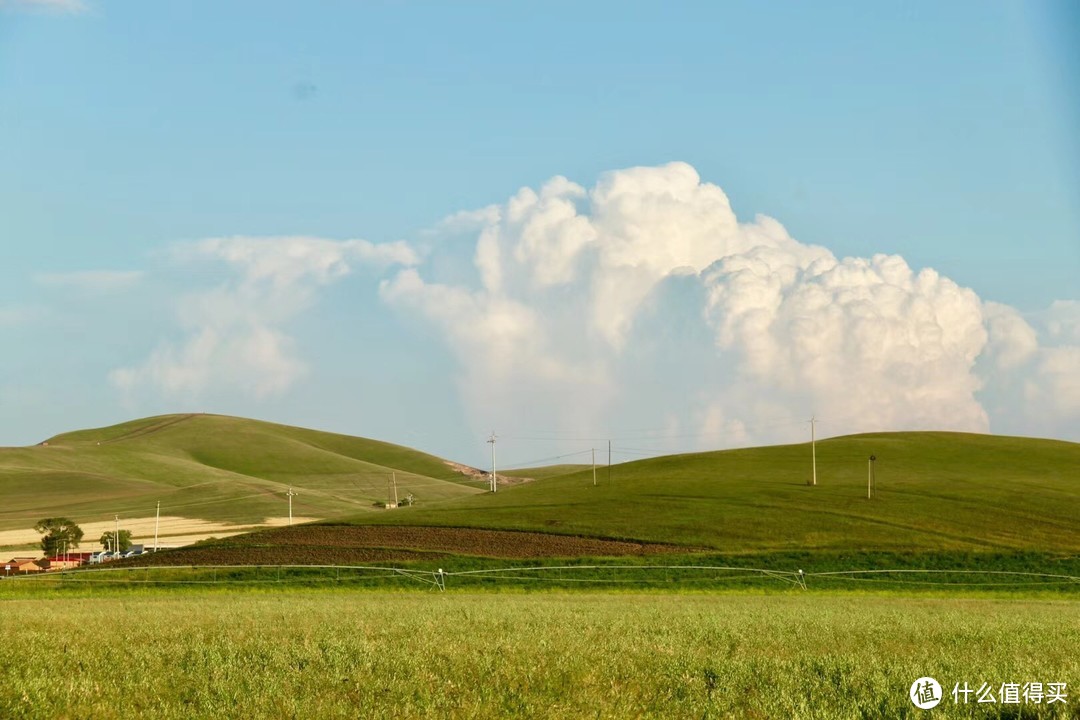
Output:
[[4, 418, 1078, 718], [504, 464, 590, 480], [5, 415, 1078, 565], [348, 432, 1080, 554], [0, 414, 483, 535], [1, 587, 1076, 719]]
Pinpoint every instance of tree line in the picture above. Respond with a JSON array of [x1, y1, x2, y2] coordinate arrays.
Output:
[[33, 517, 133, 555]]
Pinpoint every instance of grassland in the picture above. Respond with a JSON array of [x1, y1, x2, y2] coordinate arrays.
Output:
[[1, 587, 1076, 719], [4, 416, 1078, 564], [347, 432, 1080, 554], [4, 420, 1077, 717], [504, 464, 589, 480], [0, 414, 482, 540]]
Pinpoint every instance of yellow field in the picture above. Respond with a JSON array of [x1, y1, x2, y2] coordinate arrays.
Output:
[[0, 515, 317, 555]]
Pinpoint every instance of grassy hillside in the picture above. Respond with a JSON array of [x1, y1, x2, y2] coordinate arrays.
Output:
[[5, 418, 1078, 558], [506, 464, 589, 481], [343, 432, 1080, 553], [0, 414, 481, 534]]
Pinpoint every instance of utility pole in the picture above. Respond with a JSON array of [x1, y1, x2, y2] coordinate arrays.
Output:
[[810, 416, 817, 487], [592, 448, 596, 487], [287, 487, 296, 525], [114, 515, 119, 554], [154, 501, 161, 552], [607, 440, 612, 485], [868, 455, 876, 499], [487, 432, 497, 493]]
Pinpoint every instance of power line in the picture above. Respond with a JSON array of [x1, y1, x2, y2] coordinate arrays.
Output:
[[500, 448, 594, 469]]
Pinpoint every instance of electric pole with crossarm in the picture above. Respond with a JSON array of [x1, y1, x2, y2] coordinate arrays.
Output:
[[487, 433, 497, 493]]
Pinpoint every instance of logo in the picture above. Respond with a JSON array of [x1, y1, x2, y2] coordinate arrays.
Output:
[[911, 677, 943, 709]]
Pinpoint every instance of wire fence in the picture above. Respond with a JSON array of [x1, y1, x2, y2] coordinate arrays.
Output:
[[6, 563, 1080, 592]]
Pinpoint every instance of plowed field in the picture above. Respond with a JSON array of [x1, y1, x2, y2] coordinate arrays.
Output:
[[121, 525, 690, 566]]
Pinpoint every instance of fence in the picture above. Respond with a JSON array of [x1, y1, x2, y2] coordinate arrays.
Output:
[[7, 563, 1080, 592]]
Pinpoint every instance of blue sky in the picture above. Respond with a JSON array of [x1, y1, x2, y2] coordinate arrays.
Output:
[[2, 0, 1078, 467]]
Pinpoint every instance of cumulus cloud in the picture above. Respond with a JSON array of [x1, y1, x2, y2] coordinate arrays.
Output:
[[382, 161, 1080, 446], [983, 301, 1039, 371], [980, 300, 1080, 436], [1040, 300, 1080, 345], [112, 236, 416, 402], [105, 164, 1078, 448], [701, 250, 991, 435]]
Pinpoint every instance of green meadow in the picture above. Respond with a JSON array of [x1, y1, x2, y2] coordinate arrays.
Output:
[[347, 431, 1080, 554], [2, 416, 1078, 718], [1, 588, 1076, 719], [0, 414, 482, 535], [5, 415, 1076, 557]]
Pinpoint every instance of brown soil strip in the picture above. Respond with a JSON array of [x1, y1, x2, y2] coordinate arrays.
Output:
[[227, 525, 689, 559], [120, 544, 437, 567]]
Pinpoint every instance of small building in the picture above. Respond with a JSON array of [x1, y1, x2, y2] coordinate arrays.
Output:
[[41, 552, 94, 571], [5, 558, 44, 574]]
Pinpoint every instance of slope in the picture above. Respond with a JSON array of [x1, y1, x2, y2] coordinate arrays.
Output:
[[0, 414, 481, 538], [341, 432, 1080, 553]]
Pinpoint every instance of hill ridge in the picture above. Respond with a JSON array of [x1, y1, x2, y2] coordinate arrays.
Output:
[[3, 415, 1078, 555]]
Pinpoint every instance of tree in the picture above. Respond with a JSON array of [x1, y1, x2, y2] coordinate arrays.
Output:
[[34, 518, 84, 557], [99, 529, 133, 553]]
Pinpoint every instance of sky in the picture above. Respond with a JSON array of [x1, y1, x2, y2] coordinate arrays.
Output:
[[1, 0, 1078, 468]]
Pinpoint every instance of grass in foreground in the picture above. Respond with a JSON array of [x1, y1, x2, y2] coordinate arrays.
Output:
[[1, 590, 1076, 719]]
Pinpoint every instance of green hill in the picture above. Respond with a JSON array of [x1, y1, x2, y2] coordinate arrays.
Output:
[[504, 464, 590, 481], [5, 418, 1078, 559], [0, 414, 482, 535], [344, 432, 1080, 553]]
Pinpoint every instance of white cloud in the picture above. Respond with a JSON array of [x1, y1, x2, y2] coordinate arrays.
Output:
[[112, 236, 416, 402], [983, 301, 1039, 371], [982, 300, 1080, 434], [382, 161, 1080, 445], [1025, 347, 1080, 418], [177, 236, 416, 287], [36, 270, 143, 293], [1040, 300, 1080, 345], [110, 325, 303, 401], [702, 250, 991, 435]]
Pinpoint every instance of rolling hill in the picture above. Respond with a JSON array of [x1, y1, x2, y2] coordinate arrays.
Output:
[[343, 431, 1080, 554], [4, 416, 1078, 561], [0, 414, 484, 547]]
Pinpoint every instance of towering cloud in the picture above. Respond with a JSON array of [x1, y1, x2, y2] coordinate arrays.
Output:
[[382, 162, 1079, 445], [110, 164, 1078, 449]]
